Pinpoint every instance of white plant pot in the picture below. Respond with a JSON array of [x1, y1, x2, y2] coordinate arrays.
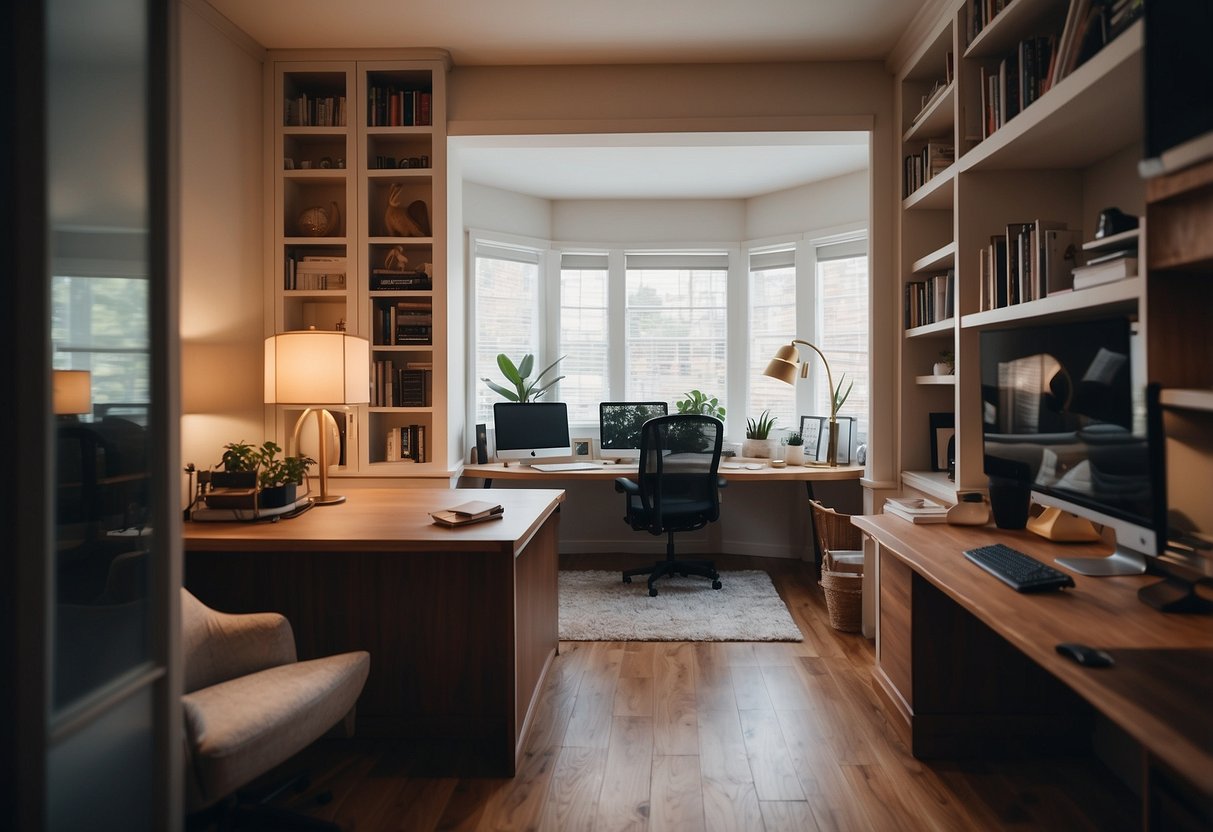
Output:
[[933, 362, 954, 376], [741, 438, 771, 459], [785, 445, 806, 465]]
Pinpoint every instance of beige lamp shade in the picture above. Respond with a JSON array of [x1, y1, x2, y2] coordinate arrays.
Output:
[[762, 344, 802, 386], [53, 370, 92, 415], [264, 330, 370, 405]]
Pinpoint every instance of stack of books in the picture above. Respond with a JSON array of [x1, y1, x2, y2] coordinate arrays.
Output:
[[884, 497, 948, 525], [1073, 229, 1138, 290], [430, 500, 504, 527]]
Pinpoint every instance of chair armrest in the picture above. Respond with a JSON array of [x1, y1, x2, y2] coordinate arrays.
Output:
[[717, 476, 728, 489], [615, 477, 640, 495]]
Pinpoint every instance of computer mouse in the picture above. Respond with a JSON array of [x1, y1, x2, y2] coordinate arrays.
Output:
[[1055, 642, 1114, 668]]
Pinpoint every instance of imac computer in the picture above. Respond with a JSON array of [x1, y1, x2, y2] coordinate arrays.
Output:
[[599, 401, 668, 461], [492, 402, 571, 464], [980, 317, 1165, 578]]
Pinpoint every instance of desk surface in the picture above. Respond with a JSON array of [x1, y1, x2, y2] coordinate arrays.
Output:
[[463, 460, 865, 483], [184, 487, 565, 555], [854, 514, 1213, 796]]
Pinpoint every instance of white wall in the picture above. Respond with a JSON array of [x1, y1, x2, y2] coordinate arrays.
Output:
[[747, 169, 868, 240], [177, 1, 266, 479], [552, 199, 745, 243], [463, 180, 552, 238]]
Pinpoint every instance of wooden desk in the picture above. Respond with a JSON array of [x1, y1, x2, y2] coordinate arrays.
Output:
[[464, 460, 865, 488], [183, 488, 564, 776], [855, 515, 1213, 825]]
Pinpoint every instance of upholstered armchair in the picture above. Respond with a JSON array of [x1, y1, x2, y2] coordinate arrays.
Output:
[[181, 588, 369, 825]]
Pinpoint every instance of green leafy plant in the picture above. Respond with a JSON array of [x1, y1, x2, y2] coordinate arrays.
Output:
[[481, 353, 565, 403], [674, 389, 726, 420], [745, 409, 777, 440], [217, 440, 314, 489], [833, 373, 854, 414], [783, 430, 804, 447]]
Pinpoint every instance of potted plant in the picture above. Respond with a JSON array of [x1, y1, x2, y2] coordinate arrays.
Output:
[[934, 350, 955, 376], [783, 430, 806, 465], [742, 409, 777, 458], [255, 441, 315, 508], [481, 353, 565, 402], [672, 389, 727, 452], [213, 441, 259, 490]]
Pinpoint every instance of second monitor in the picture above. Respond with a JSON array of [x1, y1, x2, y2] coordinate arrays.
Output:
[[599, 401, 669, 460]]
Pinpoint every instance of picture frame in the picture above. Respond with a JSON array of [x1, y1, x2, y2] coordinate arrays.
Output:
[[571, 437, 594, 459], [833, 416, 855, 465], [799, 416, 826, 462], [929, 412, 955, 472]]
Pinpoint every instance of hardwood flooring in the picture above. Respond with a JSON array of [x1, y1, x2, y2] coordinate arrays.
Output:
[[245, 554, 1136, 831]]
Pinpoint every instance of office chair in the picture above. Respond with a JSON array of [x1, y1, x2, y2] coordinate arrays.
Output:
[[617, 414, 727, 597], [182, 588, 369, 830]]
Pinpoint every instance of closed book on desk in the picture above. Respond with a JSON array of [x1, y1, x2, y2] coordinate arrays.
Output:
[[430, 500, 504, 526], [884, 498, 948, 524]]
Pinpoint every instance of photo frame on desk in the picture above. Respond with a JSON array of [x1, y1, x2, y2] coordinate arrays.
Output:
[[571, 437, 593, 459], [799, 416, 826, 462], [833, 416, 855, 465], [929, 412, 955, 472]]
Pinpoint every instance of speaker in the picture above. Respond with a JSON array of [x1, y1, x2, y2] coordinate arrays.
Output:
[[475, 423, 488, 464]]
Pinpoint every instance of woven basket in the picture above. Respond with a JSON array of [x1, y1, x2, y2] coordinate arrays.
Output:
[[820, 552, 863, 633]]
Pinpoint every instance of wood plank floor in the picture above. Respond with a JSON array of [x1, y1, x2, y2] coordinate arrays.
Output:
[[242, 554, 1137, 831]]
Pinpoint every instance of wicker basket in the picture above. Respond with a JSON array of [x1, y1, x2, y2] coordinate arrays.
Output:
[[811, 501, 865, 632]]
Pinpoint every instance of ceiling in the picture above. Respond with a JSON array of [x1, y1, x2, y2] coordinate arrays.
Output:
[[206, 0, 924, 200]]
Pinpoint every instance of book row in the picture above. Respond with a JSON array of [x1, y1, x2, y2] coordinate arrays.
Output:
[[367, 85, 433, 127], [284, 94, 347, 127], [904, 270, 954, 330], [285, 254, 347, 291], [978, 221, 1083, 311], [903, 141, 954, 198], [372, 361, 432, 408], [369, 269, 431, 292], [385, 424, 427, 463], [374, 301, 432, 346]]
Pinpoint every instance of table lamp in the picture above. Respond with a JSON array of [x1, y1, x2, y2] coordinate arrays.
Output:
[[53, 370, 92, 417], [265, 329, 369, 505], [763, 339, 840, 467]]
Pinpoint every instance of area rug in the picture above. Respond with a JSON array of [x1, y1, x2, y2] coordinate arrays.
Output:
[[558, 570, 803, 641]]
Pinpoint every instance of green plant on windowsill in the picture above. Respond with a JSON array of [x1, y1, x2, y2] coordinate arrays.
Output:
[[674, 389, 726, 420], [833, 373, 854, 414], [481, 353, 565, 402], [745, 410, 777, 440]]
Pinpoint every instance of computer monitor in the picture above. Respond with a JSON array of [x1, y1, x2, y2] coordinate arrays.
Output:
[[980, 317, 1164, 577], [599, 401, 668, 461], [492, 402, 571, 464]]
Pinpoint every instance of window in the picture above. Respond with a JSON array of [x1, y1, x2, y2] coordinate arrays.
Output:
[[472, 241, 541, 425], [52, 275, 151, 414], [559, 253, 609, 424], [748, 248, 798, 429], [624, 253, 728, 405], [815, 240, 869, 442]]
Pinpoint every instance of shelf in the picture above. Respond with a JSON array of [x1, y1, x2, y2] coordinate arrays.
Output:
[[369, 406, 434, 414], [904, 83, 955, 143], [366, 125, 432, 135], [1159, 390, 1213, 414], [900, 470, 957, 504], [958, 21, 1142, 173], [282, 126, 348, 135], [283, 289, 350, 298], [961, 276, 1142, 330], [911, 242, 956, 274], [903, 166, 955, 210], [915, 375, 956, 385], [369, 289, 433, 298], [284, 236, 348, 245], [367, 236, 435, 246], [964, 0, 1068, 60], [906, 319, 955, 338], [1082, 227, 1140, 253], [367, 169, 433, 180], [371, 345, 434, 353]]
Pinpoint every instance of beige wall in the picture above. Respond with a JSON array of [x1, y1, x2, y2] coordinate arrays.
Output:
[[177, 1, 266, 478]]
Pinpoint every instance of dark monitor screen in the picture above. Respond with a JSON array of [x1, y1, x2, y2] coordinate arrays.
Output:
[[492, 402, 571, 461], [980, 317, 1159, 536], [599, 401, 668, 453]]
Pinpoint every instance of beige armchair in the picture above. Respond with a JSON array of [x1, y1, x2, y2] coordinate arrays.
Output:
[[181, 588, 369, 824]]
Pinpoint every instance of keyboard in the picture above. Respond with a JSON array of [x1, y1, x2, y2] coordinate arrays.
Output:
[[530, 462, 601, 472], [963, 543, 1076, 593]]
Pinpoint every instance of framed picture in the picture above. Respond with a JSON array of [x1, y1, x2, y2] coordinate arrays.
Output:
[[929, 412, 955, 472], [571, 437, 594, 459], [799, 416, 826, 462], [833, 416, 856, 465]]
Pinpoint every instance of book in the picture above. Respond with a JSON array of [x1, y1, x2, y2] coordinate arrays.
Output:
[[1042, 228, 1083, 295], [430, 500, 504, 527], [1071, 256, 1137, 289], [883, 498, 948, 525]]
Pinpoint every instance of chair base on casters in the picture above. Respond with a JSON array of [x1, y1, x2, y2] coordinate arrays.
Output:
[[622, 532, 722, 597]]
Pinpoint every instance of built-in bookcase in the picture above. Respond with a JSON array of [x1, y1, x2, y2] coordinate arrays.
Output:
[[895, 1, 1145, 504], [269, 53, 451, 481]]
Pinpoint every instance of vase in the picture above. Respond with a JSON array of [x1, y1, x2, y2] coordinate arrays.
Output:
[[785, 445, 805, 465], [741, 438, 771, 459]]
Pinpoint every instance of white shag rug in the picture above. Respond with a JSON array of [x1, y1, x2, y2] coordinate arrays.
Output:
[[558, 570, 803, 642]]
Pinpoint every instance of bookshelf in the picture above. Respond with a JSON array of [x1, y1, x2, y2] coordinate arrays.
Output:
[[270, 54, 451, 480], [895, 1, 1146, 503]]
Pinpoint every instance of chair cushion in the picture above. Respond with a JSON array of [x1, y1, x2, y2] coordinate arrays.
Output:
[[183, 650, 369, 808]]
